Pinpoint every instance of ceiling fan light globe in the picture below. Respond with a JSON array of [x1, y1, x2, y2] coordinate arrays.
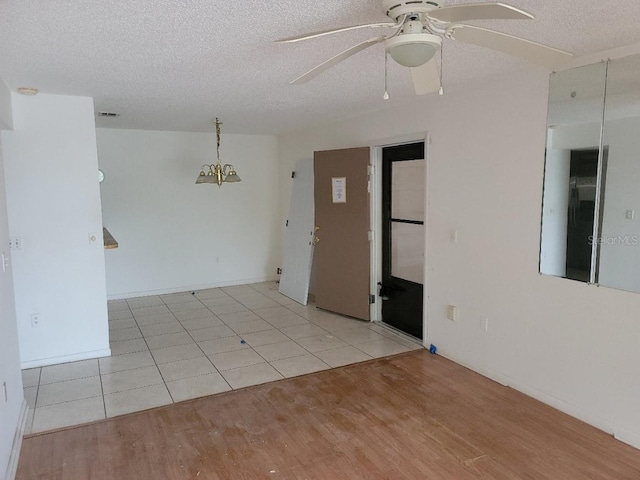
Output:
[[385, 33, 442, 68], [389, 43, 436, 67]]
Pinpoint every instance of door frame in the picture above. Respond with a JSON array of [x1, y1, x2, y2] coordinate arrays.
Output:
[[368, 132, 430, 345]]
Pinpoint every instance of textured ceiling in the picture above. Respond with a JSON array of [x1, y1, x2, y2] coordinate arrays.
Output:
[[1, 0, 639, 135]]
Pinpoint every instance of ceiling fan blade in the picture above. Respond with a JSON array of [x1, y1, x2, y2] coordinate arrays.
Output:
[[275, 22, 396, 43], [448, 25, 572, 69], [411, 58, 441, 96], [290, 36, 386, 85], [428, 2, 533, 23]]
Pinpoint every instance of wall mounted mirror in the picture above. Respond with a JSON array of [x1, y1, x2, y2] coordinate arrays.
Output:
[[540, 54, 640, 293]]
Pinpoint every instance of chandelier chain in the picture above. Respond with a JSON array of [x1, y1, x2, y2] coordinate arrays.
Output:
[[215, 118, 222, 162]]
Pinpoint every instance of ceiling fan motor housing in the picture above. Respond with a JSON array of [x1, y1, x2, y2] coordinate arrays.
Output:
[[383, 0, 442, 68], [402, 20, 425, 34], [383, 0, 439, 20]]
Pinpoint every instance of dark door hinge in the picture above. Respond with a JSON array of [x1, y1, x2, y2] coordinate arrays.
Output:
[[369, 294, 375, 304], [291, 171, 295, 178]]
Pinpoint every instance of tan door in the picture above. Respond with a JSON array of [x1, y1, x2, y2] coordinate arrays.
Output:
[[314, 147, 370, 320]]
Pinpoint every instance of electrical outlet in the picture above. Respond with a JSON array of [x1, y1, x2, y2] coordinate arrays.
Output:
[[9, 237, 21, 250], [1, 252, 8, 273], [31, 313, 41, 328], [446, 305, 457, 321]]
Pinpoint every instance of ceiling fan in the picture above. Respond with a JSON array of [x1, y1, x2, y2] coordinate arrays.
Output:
[[276, 1, 573, 96]]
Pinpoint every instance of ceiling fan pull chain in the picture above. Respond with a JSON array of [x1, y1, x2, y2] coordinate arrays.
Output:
[[438, 40, 444, 95], [383, 52, 390, 100]]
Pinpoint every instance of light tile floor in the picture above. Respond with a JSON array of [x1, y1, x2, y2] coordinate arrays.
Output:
[[22, 281, 422, 434]]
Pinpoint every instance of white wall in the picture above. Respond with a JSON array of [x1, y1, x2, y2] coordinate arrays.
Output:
[[0, 78, 12, 130], [96, 128, 280, 298], [2, 93, 109, 369], [278, 68, 640, 449], [0, 80, 23, 480]]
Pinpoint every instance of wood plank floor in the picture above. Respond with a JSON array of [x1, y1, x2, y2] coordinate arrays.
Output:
[[17, 350, 640, 479]]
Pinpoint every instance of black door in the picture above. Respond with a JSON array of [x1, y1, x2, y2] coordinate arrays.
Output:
[[380, 142, 425, 339]]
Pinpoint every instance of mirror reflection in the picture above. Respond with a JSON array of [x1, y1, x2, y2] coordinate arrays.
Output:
[[540, 54, 640, 293]]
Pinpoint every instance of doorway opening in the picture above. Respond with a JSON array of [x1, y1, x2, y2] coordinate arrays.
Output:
[[379, 141, 425, 339]]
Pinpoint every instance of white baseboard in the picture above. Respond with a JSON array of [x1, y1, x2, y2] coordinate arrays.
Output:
[[615, 429, 640, 450], [20, 348, 111, 369], [435, 349, 616, 440], [107, 276, 278, 300], [4, 400, 28, 480]]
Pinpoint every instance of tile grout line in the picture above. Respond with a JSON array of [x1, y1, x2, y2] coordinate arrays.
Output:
[[158, 292, 232, 395], [33, 366, 42, 412], [129, 298, 178, 404], [27, 368, 43, 434], [30, 394, 105, 410], [169, 287, 327, 380], [97, 345, 108, 420], [225, 291, 336, 374]]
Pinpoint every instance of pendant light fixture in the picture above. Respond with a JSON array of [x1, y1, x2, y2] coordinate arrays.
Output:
[[195, 118, 241, 187]]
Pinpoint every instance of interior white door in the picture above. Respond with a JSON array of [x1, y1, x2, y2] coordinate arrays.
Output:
[[279, 158, 315, 305]]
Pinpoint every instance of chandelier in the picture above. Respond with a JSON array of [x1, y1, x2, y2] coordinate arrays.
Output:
[[195, 118, 241, 186]]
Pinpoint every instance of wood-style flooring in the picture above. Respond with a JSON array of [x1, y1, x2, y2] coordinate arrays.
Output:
[[17, 350, 640, 479]]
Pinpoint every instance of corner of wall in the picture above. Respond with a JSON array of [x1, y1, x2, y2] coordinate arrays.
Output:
[[4, 93, 109, 366], [0, 99, 24, 480], [3, 400, 28, 480], [0, 77, 13, 130]]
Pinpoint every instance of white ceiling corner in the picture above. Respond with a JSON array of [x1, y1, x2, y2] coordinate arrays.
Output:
[[0, 0, 639, 135]]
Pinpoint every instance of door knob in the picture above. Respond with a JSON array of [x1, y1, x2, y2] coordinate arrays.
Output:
[[378, 281, 406, 300]]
